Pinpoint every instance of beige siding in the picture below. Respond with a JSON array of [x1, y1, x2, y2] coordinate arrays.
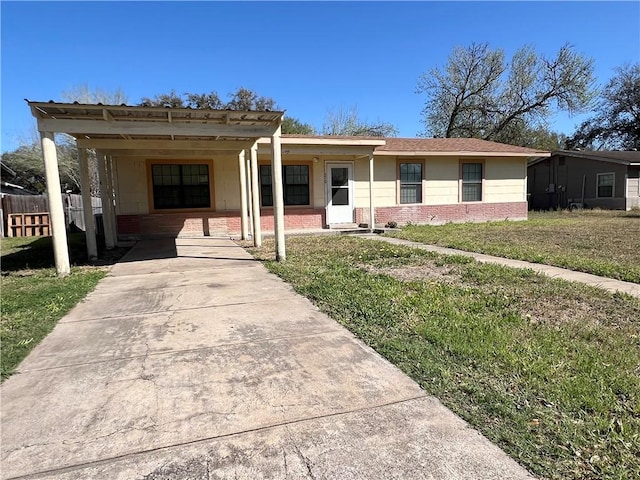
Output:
[[312, 159, 325, 208], [213, 155, 241, 211], [484, 157, 527, 203], [424, 157, 459, 205], [114, 157, 149, 214], [364, 157, 397, 207], [114, 151, 528, 216]]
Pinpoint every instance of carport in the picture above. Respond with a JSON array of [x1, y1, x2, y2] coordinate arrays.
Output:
[[28, 101, 287, 275]]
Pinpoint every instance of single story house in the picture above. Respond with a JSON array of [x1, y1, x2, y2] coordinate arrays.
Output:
[[528, 150, 640, 210], [27, 101, 548, 275]]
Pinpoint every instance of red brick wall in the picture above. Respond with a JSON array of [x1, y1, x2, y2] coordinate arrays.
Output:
[[356, 202, 528, 226], [117, 203, 526, 238], [259, 209, 326, 231], [117, 208, 326, 238]]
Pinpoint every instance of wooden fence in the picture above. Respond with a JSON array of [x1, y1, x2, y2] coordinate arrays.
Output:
[[1, 193, 102, 237]]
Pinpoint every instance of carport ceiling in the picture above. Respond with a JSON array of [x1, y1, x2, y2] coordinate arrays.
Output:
[[27, 101, 284, 150]]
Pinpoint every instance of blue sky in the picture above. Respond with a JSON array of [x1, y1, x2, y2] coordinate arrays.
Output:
[[1, 1, 639, 152]]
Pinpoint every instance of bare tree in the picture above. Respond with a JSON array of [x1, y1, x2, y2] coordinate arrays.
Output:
[[61, 83, 128, 105], [418, 43, 595, 145], [322, 106, 398, 137]]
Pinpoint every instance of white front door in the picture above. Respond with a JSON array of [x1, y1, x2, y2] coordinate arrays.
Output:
[[326, 162, 354, 225]]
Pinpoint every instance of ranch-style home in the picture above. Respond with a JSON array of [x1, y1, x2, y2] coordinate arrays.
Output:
[[27, 101, 549, 275]]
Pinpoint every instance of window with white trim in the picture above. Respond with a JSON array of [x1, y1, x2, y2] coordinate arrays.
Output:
[[597, 173, 614, 198], [399, 163, 423, 204], [461, 163, 483, 202]]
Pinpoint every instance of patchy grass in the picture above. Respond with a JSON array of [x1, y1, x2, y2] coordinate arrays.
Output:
[[249, 235, 640, 480], [1, 234, 129, 379], [387, 210, 640, 283]]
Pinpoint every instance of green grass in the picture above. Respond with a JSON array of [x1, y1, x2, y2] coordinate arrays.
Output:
[[249, 235, 640, 480], [1, 234, 128, 379], [386, 210, 640, 283]]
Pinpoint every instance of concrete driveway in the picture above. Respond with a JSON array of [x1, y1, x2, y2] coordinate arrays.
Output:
[[1, 238, 533, 479]]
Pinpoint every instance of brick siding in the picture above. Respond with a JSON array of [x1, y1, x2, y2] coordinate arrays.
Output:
[[117, 203, 526, 238], [117, 208, 326, 238], [356, 202, 528, 226]]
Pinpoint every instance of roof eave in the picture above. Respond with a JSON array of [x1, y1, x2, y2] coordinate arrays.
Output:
[[376, 150, 550, 157], [257, 137, 386, 147]]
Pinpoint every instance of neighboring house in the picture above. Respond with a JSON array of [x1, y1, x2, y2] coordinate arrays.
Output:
[[528, 150, 640, 211], [27, 101, 548, 243]]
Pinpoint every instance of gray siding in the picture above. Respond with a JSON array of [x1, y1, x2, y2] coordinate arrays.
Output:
[[528, 154, 630, 210]]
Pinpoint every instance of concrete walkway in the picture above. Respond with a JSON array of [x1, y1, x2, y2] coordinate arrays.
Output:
[[1, 238, 533, 480], [359, 234, 640, 299]]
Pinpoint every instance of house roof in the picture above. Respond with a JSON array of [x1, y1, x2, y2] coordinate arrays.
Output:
[[277, 135, 549, 157], [552, 150, 640, 166], [376, 137, 549, 157]]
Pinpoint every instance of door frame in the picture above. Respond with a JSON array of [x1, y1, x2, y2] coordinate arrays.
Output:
[[325, 161, 355, 226]]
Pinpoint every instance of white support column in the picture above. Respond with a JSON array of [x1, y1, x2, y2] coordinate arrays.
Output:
[[238, 149, 249, 240], [77, 147, 98, 260], [250, 142, 262, 247], [40, 131, 70, 276], [105, 155, 118, 247], [97, 150, 115, 249], [246, 153, 253, 238], [369, 153, 375, 233], [270, 126, 286, 261]]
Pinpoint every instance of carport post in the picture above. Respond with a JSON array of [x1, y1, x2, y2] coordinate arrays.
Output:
[[250, 142, 262, 247], [96, 150, 115, 249], [105, 155, 118, 247], [369, 153, 375, 233], [270, 126, 286, 261], [238, 149, 249, 240], [40, 131, 71, 276], [77, 146, 98, 260], [246, 153, 253, 238]]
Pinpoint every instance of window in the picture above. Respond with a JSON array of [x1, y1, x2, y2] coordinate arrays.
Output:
[[597, 173, 614, 198], [260, 165, 310, 206], [399, 163, 423, 204], [461, 163, 483, 202], [151, 164, 210, 210]]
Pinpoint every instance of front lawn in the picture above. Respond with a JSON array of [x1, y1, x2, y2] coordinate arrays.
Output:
[[249, 235, 640, 480], [386, 210, 640, 283], [1, 234, 128, 379]]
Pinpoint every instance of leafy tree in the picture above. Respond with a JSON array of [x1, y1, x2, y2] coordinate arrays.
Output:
[[141, 88, 316, 135], [281, 116, 315, 135], [322, 106, 398, 137], [567, 63, 640, 150], [3, 86, 128, 194], [495, 123, 567, 151], [418, 43, 595, 145], [225, 87, 276, 111], [2, 138, 81, 193], [139, 89, 185, 108], [185, 92, 223, 109], [140, 87, 277, 111]]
